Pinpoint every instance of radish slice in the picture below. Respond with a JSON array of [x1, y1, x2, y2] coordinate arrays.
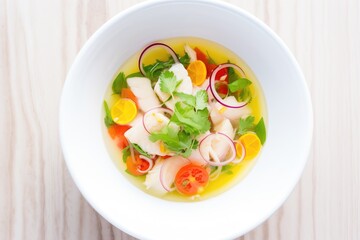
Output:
[[209, 63, 249, 108], [233, 141, 246, 164], [138, 43, 179, 76], [199, 133, 236, 166], [159, 156, 190, 192], [137, 155, 154, 173], [142, 107, 173, 134]]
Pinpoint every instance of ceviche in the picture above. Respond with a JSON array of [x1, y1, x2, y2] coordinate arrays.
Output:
[[103, 38, 266, 201]]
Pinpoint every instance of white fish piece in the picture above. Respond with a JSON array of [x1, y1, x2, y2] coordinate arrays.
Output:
[[212, 119, 235, 161], [214, 96, 251, 126], [144, 159, 167, 196], [189, 131, 210, 166], [184, 44, 197, 63], [127, 77, 160, 112], [144, 112, 170, 132], [124, 120, 167, 156], [129, 112, 143, 127], [154, 63, 193, 110]]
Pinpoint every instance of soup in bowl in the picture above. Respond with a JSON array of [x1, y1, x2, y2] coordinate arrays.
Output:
[[60, 1, 312, 239]]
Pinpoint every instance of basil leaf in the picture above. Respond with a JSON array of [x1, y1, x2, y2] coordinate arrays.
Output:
[[255, 117, 266, 145], [228, 78, 252, 93], [103, 101, 114, 128], [112, 72, 127, 94]]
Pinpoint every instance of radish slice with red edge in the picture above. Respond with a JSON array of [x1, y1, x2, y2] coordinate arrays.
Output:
[[159, 156, 190, 192], [199, 132, 236, 166], [137, 155, 154, 173], [138, 43, 180, 76], [142, 107, 173, 134], [233, 141, 246, 164], [209, 63, 249, 108]]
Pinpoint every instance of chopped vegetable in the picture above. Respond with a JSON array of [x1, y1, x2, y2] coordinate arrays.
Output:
[[110, 98, 137, 125], [171, 102, 210, 135], [159, 70, 182, 96], [121, 88, 138, 107], [175, 164, 209, 195], [228, 78, 252, 93], [239, 133, 261, 160], [132, 143, 152, 158], [255, 117, 266, 145], [126, 154, 150, 176], [149, 125, 198, 157], [103, 101, 114, 128], [237, 116, 255, 135], [187, 60, 207, 86], [108, 124, 131, 148], [112, 72, 127, 94]]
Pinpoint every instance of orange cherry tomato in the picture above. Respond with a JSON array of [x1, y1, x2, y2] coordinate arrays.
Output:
[[175, 164, 209, 196], [126, 155, 150, 176]]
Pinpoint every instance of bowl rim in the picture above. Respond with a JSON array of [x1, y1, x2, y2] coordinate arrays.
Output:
[[60, 0, 313, 239]]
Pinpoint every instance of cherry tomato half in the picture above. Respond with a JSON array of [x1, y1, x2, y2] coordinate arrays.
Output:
[[175, 164, 209, 196], [126, 155, 150, 176]]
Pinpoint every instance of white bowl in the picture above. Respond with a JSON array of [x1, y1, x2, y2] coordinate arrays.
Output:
[[60, 1, 313, 239]]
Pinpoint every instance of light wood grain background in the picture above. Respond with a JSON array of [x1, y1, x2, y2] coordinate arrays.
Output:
[[1, 0, 359, 239]]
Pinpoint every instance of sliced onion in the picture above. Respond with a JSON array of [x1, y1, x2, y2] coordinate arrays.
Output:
[[209, 63, 249, 108], [159, 156, 190, 192], [199, 132, 236, 166], [138, 43, 180, 76], [137, 155, 154, 173], [142, 107, 173, 134], [232, 141, 246, 164]]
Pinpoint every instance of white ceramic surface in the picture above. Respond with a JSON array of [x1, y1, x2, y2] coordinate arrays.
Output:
[[59, 1, 313, 239]]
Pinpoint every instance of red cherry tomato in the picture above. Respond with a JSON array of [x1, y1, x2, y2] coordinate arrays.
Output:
[[175, 164, 209, 196]]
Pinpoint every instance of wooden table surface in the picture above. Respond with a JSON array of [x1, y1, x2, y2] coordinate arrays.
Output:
[[1, 0, 359, 239]]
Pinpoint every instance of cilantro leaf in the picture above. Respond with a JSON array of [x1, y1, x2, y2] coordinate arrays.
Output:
[[159, 70, 181, 95], [103, 101, 114, 128], [132, 143, 152, 158], [126, 72, 143, 78], [171, 102, 210, 135], [112, 72, 127, 94], [195, 90, 208, 111], [255, 117, 266, 145], [149, 125, 196, 157], [227, 65, 240, 84], [237, 116, 255, 135], [228, 78, 252, 93], [174, 92, 196, 107], [142, 53, 190, 81], [122, 146, 130, 163]]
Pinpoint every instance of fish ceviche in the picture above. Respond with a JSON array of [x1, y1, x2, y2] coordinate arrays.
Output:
[[103, 38, 266, 201]]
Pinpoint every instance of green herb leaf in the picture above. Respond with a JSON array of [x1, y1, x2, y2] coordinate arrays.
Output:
[[112, 72, 127, 94], [122, 146, 130, 163], [228, 78, 252, 93], [206, 51, 216, 65], [221, 164, 233, 175], [227, 65, 240, 84], [239, 86, 252, 102], [149, 125, 196, 157], [103, 101, 114, 128], [171, 102, 210, 135], [255, 117, 266, 145], [126, 72, 143, 78], [142, 53, 190, 81], [195, 90, 208, 111], [159, 70, 180, 95], [174, 92, 196, 107], [237, 116, 255, 135], [132, 143, 152, 158]]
